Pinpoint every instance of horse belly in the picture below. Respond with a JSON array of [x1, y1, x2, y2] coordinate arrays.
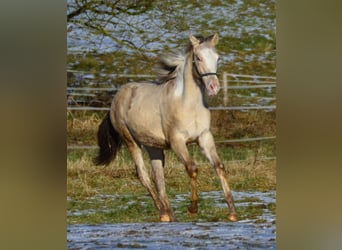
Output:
[[131, 122, 168, 148], [127, 103, 168, 148]]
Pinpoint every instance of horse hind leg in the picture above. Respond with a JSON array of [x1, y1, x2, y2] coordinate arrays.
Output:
[[145, 146, 176, 222], [124, 141, 165, 218]]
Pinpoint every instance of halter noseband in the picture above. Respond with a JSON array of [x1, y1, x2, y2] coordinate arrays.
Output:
[[198, 72, 218, 77]]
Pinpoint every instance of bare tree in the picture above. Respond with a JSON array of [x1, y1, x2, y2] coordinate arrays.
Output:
[[67, 0, 160, 52], [67, 0, 188, 52], [67, 0, 154, 21]]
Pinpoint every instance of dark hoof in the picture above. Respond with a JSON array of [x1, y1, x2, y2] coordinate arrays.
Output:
[[187, 205, 198, 214]]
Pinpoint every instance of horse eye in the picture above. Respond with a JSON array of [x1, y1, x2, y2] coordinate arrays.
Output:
[[196, 56, 202, 62]]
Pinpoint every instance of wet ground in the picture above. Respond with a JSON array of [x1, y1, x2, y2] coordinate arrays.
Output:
[[68, 221, 275, 249], [68, 191, 275, 249]]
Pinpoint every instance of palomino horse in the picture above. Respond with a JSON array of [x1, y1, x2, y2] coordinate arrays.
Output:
[[94, 33, 237, 222]]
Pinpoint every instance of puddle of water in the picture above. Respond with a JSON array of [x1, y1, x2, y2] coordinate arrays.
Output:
[[68, 191, 276, 249]]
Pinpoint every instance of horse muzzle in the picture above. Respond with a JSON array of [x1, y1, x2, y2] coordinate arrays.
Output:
[[197, 71, 220, 96], [205, 77, 220, 96]]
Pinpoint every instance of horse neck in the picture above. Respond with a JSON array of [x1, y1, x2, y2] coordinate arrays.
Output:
[[181, 50, 202, 101]]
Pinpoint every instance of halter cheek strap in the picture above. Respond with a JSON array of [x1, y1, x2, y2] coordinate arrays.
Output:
[[193, 56, 218, 78]]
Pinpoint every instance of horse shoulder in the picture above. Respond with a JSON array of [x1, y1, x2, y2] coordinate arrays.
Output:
[[164, 101, 210, 143]]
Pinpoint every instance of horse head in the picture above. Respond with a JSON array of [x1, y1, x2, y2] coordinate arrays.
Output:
[[190, 33, 220, 96]]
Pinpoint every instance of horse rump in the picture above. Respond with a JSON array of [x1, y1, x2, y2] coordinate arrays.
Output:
[[93, 112, 122, 166]]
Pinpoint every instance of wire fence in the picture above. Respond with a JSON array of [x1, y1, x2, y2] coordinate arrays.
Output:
[[67, 136, 276, 150], [67, 105, 276, 111], [67, 71, 276, 110], [67, 70, 276, 150]]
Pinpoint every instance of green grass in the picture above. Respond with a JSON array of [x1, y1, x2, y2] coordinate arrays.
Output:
[[67, 144, 275, 224], [67, 181, 275, 224]]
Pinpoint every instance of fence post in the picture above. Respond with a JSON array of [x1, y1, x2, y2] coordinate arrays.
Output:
[[223, 72, 228, 106]]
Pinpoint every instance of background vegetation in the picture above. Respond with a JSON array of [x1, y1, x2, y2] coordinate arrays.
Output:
[[67, 0, 276, 224]]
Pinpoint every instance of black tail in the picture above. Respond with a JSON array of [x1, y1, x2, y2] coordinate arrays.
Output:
[[93, 113, 122, 166]]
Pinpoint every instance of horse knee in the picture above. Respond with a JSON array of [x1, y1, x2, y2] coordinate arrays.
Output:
[[186, 162, 198, 178]]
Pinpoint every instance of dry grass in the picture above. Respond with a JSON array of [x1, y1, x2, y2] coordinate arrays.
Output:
[[67, 111, 103, 146], [67, 147, 276, 200], [227, 157, 276, 191], [67, 108, 276, 198]]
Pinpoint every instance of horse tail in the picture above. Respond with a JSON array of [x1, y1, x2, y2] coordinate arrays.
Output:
[[93, 112, 122, 166]]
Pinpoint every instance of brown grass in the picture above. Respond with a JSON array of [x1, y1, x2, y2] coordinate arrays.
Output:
[[67, 109, 276, 199], [67, 148, 276, 201]]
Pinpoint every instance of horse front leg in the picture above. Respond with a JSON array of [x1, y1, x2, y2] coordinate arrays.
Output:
[[170, 135, 199, 215], [198, 131, 238, 222]]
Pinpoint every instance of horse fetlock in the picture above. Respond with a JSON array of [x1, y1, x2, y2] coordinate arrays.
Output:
[[216, 164, 228, 175], [190, 171, 197, 178], [154, 200, 164, 211]]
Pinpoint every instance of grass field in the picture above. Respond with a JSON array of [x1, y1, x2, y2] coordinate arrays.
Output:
[[67, 110, 276, 224]]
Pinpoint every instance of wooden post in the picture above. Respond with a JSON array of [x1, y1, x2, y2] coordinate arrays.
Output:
[[223, 72, 228, 106]]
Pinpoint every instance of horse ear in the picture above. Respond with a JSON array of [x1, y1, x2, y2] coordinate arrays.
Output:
[[189, 34, 200, 47], [211, 33, 219, 46]]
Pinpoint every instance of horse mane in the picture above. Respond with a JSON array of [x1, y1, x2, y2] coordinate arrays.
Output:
[[154, 49, 186, 83], [154, 35, 214, 84]]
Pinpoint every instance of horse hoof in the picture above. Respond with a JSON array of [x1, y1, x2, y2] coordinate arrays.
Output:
[[187, 209, 198, 215], [187, 205, 198, 214], [187, 211, 198, 217], [228, 213, 238, 222], [160, 214, 171, 222]]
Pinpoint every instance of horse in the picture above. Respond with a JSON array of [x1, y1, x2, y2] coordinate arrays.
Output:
[[94, 33, 237, 222]]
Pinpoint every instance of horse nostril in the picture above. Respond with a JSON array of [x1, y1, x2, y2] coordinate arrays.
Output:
[[207, 82, 219, 95]]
